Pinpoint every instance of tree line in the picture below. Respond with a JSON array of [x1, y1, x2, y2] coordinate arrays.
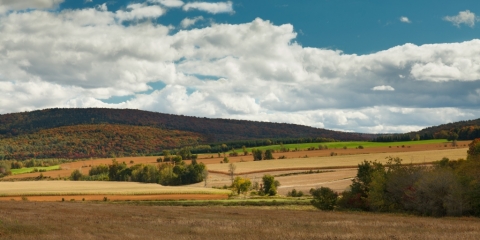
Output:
[[71, 158, 207, 186], [311, 139, 480, 217]]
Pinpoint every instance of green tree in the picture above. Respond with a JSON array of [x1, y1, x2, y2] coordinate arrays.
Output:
[[252, 149, 263, 161], [233, 176, 252, 195], [310, 187, 338, 211], [89, 164, 109, 176], [242, 146, 248, 156], [263, 150, 274, 160], [158, 164, 178, 185], [70, 169, 83, 181], [262, 174, 279, 196]]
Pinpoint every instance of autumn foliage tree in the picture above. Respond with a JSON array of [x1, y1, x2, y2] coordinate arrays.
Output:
[[467, 138, 480, 161]]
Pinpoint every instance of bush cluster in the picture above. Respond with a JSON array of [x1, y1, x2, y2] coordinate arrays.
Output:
[[310, 139, 480, 217]]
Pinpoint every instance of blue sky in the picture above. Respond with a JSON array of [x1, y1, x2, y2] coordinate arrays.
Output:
[[1, 0, 480, 133], [61, 0, 480, 54]]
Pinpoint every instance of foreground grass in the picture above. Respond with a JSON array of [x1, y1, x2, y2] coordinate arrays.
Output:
[[241, 139, 448, 152], [10, 165, 61, 175], [1, 201, 479, 240], [117, 198, 311, 207]]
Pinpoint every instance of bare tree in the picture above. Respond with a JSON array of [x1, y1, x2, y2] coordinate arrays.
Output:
[[202, 169, 209, 187], [228, 163, 236, 184]]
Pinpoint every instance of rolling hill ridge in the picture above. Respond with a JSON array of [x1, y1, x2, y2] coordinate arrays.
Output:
[[0, 108, 374, 160]]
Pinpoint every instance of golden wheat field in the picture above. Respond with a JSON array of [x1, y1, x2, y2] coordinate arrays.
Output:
[[0, 181, 230, 201]]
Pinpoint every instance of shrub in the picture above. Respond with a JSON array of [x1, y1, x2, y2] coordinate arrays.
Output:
[[310, 187, 338, 211], [358, 145, 364, 149], [287, 189, 304, 197], [70, 169, 83, 181]]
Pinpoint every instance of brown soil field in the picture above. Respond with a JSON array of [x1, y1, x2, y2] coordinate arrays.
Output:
[[3, 141, 469, 180], [0, 194, 228, 202], [1, 201, 479, 239]]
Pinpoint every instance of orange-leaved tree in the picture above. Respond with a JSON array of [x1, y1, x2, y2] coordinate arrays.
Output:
[[467, 138, 480, 161]]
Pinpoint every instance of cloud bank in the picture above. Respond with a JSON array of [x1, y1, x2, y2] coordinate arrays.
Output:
[[0, 4, 479, 133], [0, 0, 63, 12]]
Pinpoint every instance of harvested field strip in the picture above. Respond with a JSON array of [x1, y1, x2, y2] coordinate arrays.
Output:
[[209, 162, 437, 175], [0, 181, 231, 197], [0, 194, 229, 202], [207, 148, 467, 174]]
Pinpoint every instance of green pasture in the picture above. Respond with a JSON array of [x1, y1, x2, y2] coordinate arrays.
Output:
[[11, 165, 61, 175], [238, 139, 449, 153]]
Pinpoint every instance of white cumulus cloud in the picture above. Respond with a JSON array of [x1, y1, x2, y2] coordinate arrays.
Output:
[[1, 6, 480, 133], [180, 16, 204, 28], [372, 85, 395, 91], [444, 10, 477, 27], [400, 16, 411, 23], [183, 1, 233, 14], [149, 0, 184, 8], [115, 3, 165, 22]]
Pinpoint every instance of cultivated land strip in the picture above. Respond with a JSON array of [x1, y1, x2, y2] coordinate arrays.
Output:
[[0, 181, 230, 197], [206, 148, 468, 174]]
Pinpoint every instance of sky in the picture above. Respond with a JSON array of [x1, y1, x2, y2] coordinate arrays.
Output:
[[1, 0, 480, 133]]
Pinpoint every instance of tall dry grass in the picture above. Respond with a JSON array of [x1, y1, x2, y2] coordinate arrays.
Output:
[[1, 202, 479, 239]]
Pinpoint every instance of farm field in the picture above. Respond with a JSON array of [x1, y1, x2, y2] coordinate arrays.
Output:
[[1, 201, 479, 240], [241, 139, 449, 152], [0, 181, 230, 201], [206, 148, 468, 174], [3, 140, 469, 180]]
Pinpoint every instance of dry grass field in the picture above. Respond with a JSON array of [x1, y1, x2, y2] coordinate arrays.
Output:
[[206, 148, 468, 174], [0, 181, 230, 201], [1, 201, 479, 240]]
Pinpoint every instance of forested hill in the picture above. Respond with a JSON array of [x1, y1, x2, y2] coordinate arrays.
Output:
[[0, 108, 373, 142], [412, 118, 480, 140]]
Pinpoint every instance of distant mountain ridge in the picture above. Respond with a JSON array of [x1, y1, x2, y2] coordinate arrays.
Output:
[[0, 108, 374, 142]]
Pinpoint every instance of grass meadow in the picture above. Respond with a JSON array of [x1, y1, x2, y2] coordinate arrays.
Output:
[[240, 139, 448, 152], [10, 165, 61, 175]]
